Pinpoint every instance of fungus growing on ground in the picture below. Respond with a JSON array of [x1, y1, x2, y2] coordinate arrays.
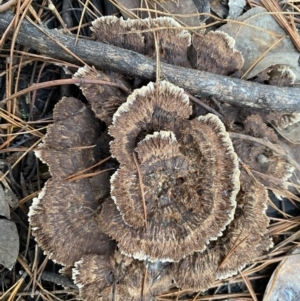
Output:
[[171, 170, 273, 290], [91, 16, 191, 66], [190, 31, 244, 75], [29, 97, 114, 267], [30, 81, 276, 300], [73, 66, 128, 125], [99, 81, 240, 262], [233, 114, 295, 198], [73, 251, 173, 301], [92, 16, 244, 74]]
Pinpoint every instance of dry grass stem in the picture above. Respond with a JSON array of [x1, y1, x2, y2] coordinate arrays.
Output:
[[133, 151, 148, 229], [261, 0, 300, 51], [65, 156, 112, 180]]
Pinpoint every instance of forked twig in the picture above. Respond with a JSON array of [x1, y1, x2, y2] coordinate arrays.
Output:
[[217, 232, 250, 270], [67, 168, 115, 182], [65, 156, 111, 180]]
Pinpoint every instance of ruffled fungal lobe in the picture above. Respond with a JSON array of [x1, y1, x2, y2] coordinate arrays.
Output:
[[271, 112, 300, 130], [29, 97, 111, 266], [109, 80, 192, 168], [73, 254, 115, 301], [73, 252, 173, 301], [99, 82, 240, 262], [152, 17, 191, 66], [91, 16, 191, 66], [92, 16, 147, 54], [190, 31, 244, 75], [74, 66, 127, 125], [172, 170, 272, 290]]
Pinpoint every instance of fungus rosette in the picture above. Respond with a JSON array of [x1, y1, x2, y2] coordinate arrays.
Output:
[[98, 81, 240, 262], [28, 79, 274, 299]]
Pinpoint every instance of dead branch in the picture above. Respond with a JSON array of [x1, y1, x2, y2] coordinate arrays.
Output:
[[0, 10, 300, 112]]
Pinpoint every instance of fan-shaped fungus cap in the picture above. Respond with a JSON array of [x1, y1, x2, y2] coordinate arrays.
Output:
[[91, 16, 191, 66], [190, 31, 244, 75], [172, 170, 273, 290], [73, 252, 173, 301], [73, 254, 114, 300], [29, 97, 112, 266], [98, 81, 240, 262], [74, 66, 127, 125], [109, 81, 192, 168]]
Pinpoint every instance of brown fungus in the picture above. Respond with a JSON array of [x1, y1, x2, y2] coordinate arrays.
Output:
[[29, 80, 276, 299], [98, 81, 240, 262], [29, 97, 112, 266], [74, 66, 128, 125], [190, 31, 244, 75], [109, 80, 192, 168], [91, 16, 147, 54], [73, 252, 173, 301], [91, 16, 191, 66], [171, 170, 273, 290]]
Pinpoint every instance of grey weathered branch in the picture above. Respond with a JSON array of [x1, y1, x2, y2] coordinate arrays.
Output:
[[0, 10, 300, 111]]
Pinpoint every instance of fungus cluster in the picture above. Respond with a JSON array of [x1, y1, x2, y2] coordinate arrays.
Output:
[[91, 16, 244, 74], [29, 80, 275, 300], [28, 15, 286, 301]]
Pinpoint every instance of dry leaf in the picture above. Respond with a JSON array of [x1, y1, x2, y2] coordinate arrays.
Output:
[[192, 0, 210, 22], [155, 0, 200, 27], [263, 248, 300, 301], [0, 185, 17, 219], [227, 0, 246, 19], [117, 0, 200, 27], [0, 185, 10, 219], [0, 219, 19, 270], [220, 7, 300, 83]]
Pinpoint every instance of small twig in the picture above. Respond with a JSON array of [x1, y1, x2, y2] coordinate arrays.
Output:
[[67, 168, 115, 182], [141, 262, 148, 301], [133, 151, 148, 229], [65, 156, 112, 180], [186, 92, 223, 118], [217, 232, 249, 270], [1, 78, 131, 104], [41, 271, 77, 289]]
